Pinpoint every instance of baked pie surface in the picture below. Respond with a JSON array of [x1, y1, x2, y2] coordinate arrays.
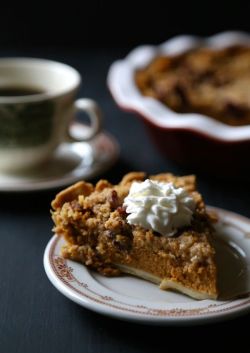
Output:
[[135, 45, 250, 126], [51, 172, 217, 300]]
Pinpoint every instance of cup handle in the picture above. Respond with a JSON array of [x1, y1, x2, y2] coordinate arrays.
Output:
[[68, 98, 102, 142]]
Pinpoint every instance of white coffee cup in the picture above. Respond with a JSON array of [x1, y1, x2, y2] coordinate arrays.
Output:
[[0, 58, 102, 172]]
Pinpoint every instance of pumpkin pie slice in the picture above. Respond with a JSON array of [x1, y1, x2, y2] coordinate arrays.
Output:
[[51, 172, 217, 300]]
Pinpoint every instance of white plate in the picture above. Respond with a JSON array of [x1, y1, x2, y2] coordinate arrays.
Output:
[[0, 126, 119, 192], [44, 207, 250, 325]]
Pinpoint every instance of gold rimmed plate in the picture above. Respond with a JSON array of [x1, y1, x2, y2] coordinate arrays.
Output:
[[44, 206, 250, 325]]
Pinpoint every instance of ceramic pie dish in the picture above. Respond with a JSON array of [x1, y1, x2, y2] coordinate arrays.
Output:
[[107, 31, 250, 176]]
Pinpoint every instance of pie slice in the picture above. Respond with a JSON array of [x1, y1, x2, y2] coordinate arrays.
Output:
[[51, 172, 217, 300]]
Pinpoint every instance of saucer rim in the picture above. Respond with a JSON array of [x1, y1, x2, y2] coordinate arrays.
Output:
[[0, 130, 119, 193]]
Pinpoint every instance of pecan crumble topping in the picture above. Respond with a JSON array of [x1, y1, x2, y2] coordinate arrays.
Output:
[[135, 45, 250, 126]]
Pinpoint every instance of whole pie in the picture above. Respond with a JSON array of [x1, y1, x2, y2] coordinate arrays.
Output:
[[52, 172, 217, 300], [135, 45, 250, 126]]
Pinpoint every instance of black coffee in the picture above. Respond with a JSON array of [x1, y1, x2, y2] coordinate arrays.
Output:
[[0, 86, 44, 97]]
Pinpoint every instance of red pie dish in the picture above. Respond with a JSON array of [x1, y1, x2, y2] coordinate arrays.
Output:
[[107, 32, 250, 176]]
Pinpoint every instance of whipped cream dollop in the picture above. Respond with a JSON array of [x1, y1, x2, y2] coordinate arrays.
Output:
[[123, 179, 196, 236]]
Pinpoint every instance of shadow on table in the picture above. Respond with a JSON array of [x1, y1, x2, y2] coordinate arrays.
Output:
[[73, 304, 249, 352]]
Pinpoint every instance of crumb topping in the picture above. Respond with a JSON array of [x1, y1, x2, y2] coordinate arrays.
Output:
[[135, 45, 250, 126]]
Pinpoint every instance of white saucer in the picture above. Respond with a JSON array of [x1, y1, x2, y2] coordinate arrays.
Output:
[[44, 207, 250, 325], [0, 130, 119, 192]]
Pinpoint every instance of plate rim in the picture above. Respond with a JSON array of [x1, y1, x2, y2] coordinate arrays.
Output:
[[44, 206, 250, 325]]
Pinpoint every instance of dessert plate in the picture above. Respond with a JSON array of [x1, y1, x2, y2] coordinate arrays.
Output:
[[0, 127, 119, 192], [44, 206, 250, 325]]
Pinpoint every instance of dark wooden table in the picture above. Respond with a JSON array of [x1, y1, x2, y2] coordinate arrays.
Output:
[[1, 48, 250, 352]]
